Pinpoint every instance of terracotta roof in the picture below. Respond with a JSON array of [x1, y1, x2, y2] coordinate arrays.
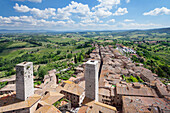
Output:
[[156, 82, 169, 97], [41, 91, 64, 105], [82, 97, 94, 106], [116, 83, 157, 97], [99, 88, 110, 97], [38, 101, 50, 106], [34, 105, 61, 113], [78, 81, 85, 89], [0, 75, 16, 82], [68, 77, 77, 81], [78, 106, 88, 113], [0, 84, 16, 91], [140, 69, 155, 82], [86, 101, 117, 113], [0, 94, 41, 112], [61, 83, 84, 96], [94, 102, 117, 111], [55, 85, 64, 93], [122, 96, 170, 113]]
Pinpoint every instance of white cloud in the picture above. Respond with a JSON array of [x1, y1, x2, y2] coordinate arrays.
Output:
[[67, 19, 75, 24], [13, 3, 30, 12], [30, 8, 56, 19], [113, 7, 128, 16], [92, 0, 120, 10], [0, 16, 66, 28], [52, 13, 71, 20], [0, 16, 35, 26], [54, 1, 91, 20], [117, 22, 161, 29], [94, 8, 112, 17], [14, 0, 42, 3], [143, 7, 170, 16], [3, 1, 167, 30], [107, 19, 116, 23], [126, 0, 130, 3], [124, 19, 134, 22], [13, 3, 56, 19], [92, 0, 120, 18], [0, 15, 164, 30], [80, 17, 100, 24], [28, 0, 42, 3]]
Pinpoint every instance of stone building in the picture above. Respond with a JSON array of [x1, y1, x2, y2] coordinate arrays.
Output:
[[155, 80, 170, 98], [114, 83, 158, 106], [16, 62, 34, 101], [0, 62, 64, 113], [0, 75, 16, 84], [122, 96, 170, 113], [0, 84, 15, 95], [0, 75, 16, 95], [98, 87, 115, 105], [80, 100, 117, 113], [84, 60, 99, 101], [34, 105, 62, 113], [0, 94, 41, 113], [139, 69, 155, 83], [60, 82, 85, 107], [86, 102, 117, 113]]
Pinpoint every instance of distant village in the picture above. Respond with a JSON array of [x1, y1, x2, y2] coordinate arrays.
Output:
[[0, 43, 170, 113]]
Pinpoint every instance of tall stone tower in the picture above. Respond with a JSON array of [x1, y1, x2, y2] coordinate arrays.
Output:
[[16, 62, 34, 101], [85, 60, 99, 101]]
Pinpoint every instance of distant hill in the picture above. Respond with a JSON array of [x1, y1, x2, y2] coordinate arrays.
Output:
[[0, 27, 170, 33], [0, 29, 56, 33], [147, 27, 170, 33]]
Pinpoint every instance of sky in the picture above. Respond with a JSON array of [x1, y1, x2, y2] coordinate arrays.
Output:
[[0, 0, 170, 31]]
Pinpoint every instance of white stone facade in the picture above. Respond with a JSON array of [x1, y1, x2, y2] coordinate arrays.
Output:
[[85, 60, 99, 101], [16, 62, 34, 101]]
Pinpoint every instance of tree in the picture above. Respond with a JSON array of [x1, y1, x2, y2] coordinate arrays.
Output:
[[56, 73, 60, 84], [74, 55, 77, 64], [67, 53, 72, 59], [157, 66, 166, 77], [38, 66, 47, 79], [56, 50, 61, 55]]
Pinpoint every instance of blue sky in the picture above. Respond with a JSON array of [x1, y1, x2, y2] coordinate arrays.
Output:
[[0, 0, 170, 31]]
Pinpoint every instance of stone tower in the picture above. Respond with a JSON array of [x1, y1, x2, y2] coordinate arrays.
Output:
[[85, 60, 99, 101], [16, 62, 34, 101]]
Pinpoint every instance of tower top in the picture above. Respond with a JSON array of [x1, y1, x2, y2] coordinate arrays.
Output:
[[16, 62, 33, 67], [86, 60, 98, 65]]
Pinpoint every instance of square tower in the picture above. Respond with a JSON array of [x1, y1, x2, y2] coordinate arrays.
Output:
[[85, 60, 99, 101], [16, 62, 34, 101]]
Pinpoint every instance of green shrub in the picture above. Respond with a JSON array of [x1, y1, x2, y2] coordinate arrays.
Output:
[[0, 81, 8, 89], [122, 75, 125, 80], [137, 76, 144, 83]]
